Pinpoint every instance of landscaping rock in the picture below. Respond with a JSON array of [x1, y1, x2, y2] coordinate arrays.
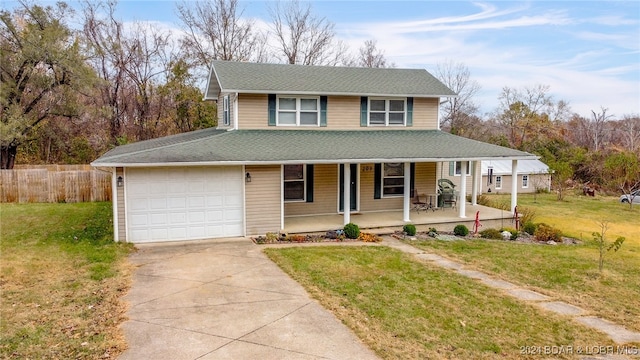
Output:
[[501, 230, 512, 240], [546, 240, 557, 245]]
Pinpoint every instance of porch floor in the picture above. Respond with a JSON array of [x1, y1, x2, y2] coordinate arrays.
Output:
[[284, 203, 518, 235]]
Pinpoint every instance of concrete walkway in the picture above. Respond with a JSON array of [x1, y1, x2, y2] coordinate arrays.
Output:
[[119, 238, 379, 360], [382, 236, 640, 348]]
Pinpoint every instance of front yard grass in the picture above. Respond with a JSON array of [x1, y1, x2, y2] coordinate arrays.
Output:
[[265, 246, 615, 359], [0, 203, 134, 359], [408, 193, 640, 333]]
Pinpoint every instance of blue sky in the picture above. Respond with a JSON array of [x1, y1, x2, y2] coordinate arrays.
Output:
[[9, 0, 640, 118]]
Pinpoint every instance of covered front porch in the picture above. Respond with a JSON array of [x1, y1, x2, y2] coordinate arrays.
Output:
[[284, 203, 518, 235]]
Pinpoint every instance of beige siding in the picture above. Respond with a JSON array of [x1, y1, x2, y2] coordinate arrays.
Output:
[[236, 94, 440, 130], [237, 94, 269, 129], [414, 162, 438, 202], [359, 163, 403, 211], [412, 98, 439, 129], [285, 164, 338, 216], [117, 167, 126, 242], [245, 165, 281, 235], [325, 96, 362, 129]]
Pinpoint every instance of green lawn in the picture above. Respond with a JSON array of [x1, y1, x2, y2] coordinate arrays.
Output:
[[407, 193, 640, 333], [0, 203, 133, 359], [266, 246, 615, 360]]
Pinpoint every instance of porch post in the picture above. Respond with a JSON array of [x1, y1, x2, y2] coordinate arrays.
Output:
[[459, 161, 467, 218], [470, 160, 478, 206], [343, 163, 351, 225], [511, 159, 518, 214], [403, 162, 411, 222]]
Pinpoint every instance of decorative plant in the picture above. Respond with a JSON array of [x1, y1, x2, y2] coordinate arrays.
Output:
[[522, 222, 537, 235], [479, 228, 502, 240], [534, 223, 562, 242], [403, 224, 417, 236], [453, 224, 469, 236], [343, 222, 360, 239], [359, 232, 381, 242]]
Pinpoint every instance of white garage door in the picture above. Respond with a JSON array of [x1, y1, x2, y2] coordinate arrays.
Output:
[[125, 167, 244, 243]]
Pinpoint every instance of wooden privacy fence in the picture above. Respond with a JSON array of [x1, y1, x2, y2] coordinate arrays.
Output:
[[0, 165, 112, 203]]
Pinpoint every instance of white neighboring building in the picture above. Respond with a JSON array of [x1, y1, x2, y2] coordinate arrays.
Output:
[[482, 159, 551, 194]]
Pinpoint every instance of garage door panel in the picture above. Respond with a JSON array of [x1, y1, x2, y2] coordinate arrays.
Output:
[[168, 197, 186, 209], [150, 213, 167, 225], [188, 196, 205, 207], [206, 195, 223, 207], [169, 212, 187, 224], [188, 211, 205, 223], [126, 166, 244, 243], [224, 209, 243, 221], [149, 198, 167, 210], [130, 214, 149, 227]]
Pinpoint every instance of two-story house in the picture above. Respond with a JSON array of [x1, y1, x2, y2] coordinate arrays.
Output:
[[92, 61, 536, 243]]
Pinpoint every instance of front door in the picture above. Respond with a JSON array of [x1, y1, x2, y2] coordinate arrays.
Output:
[[339, 164, 358, 212]]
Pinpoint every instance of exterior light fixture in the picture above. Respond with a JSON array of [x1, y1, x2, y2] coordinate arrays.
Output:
[[117, 176, 124, 187], [245, 172, 251, 183]]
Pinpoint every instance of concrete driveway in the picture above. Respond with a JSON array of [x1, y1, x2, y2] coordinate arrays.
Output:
[[119, 238, 379, 360]]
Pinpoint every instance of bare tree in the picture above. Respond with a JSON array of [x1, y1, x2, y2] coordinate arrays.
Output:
[[494, 84, 571, 149], [618, 114, 640, 153], [434, 61, 480, 135], [269, 0, 347, 65], [177, 0, 262, 69], [589, 107, 612, 151], [357, 39, 393, 68], [83, 0, 171, 143]]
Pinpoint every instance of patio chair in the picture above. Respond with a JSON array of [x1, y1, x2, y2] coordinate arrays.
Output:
[[412, 189, 429, 213]]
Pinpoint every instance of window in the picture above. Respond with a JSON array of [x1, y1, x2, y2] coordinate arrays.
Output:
[[223, 95, 230, 126], [454, 161, 471, 176], [522, 175, 529, 188], [284, 164, 305, 201], [495, 176, 502, 189], [382, 163, 404, 196], [369, 98, 405, 126], [277, 97, 319, 126]]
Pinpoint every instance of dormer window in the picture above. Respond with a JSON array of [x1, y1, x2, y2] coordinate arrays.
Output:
[[369, 98, 406, 126], [277, 96, 320, 126]]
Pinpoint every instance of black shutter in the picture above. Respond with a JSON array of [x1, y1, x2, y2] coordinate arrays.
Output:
[[306, 165, 314, 202], [406, 97, 413, 126], [268, 94, 276, 126], [320, 96, 327, 127], [360, 97, 368, 127], [374, 163, 381, 199]]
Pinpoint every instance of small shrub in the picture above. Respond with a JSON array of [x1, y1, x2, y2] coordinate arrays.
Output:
[[480, 228, 503, 240], [266, 232, 279, 243], [534, 223, 562, 242], [343, 222, 360, 239], [428, 227, 438, 234], [359, 232, 381, 242], [403, 224, 417, 236], [522, 222, 537, 235], [453, 224, 469, 237]]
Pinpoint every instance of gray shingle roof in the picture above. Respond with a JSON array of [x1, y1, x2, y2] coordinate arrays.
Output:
[[206, 61, 457, 99], [92, 129, 536, 166]]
